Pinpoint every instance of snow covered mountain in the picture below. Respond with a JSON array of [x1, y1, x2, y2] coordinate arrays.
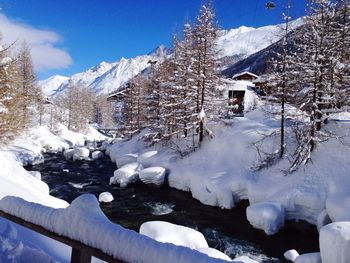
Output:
[[38, 75, 69, 97], [39, 20, 302, 97], [39, 46, 167, 97], [216, 19, 303, 68]]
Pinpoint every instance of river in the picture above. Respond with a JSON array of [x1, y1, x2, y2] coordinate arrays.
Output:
[[26, 152, 319, 262]]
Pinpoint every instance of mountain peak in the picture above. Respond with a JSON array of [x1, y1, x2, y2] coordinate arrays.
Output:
[[148, 45, 168, 58]]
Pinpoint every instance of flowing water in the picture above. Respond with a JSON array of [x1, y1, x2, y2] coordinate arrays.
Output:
[[26, 152, 319, 262]]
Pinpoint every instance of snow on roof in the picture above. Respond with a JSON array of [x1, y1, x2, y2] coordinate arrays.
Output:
[[232, 71, 258, 80], [108, 90, 125, 98], [222, 80, 254, 91]]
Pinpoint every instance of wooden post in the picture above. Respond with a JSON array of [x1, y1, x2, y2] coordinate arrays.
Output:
[[71, 248, 92, 263]]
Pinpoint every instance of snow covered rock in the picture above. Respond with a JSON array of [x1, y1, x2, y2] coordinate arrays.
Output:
[[139, 167, 166, 187], [246, 202, 285, 235], [72, 147, 90, 161], [98, 192, 114, 203], [109, 162, 142, 187], [63, 149, 75, 160], [320, 222, 350, 263], [197, 247, 231, 261], [92, 150, 104, 160], [232, 255, 258, 263], [137, 150, 158, 167], [116, 153, 138, 167], [294, 253, 321, 263], [284, 249, 300, 262], [139, 221, 209, 250]]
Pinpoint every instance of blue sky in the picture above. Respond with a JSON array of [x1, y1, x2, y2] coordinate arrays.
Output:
[[0, 0, 307, 80]]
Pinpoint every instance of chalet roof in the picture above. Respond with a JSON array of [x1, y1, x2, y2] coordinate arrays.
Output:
[[232, 71, 258, 80], [107, 91, 126, 101]]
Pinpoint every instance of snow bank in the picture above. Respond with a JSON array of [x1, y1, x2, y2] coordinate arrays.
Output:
[[138, 150, 158, 167], [92, 150, 104, 160], [197, 247, 231, 261], [0, 151, 67, 208], [294, 253, 321, 263], [28, 171, 41, 181], [116, 153, 138, 167], [107, 107, 350, 236], [139, 167, 166, 186], [0, 195, 230, 263], [54, 124, 85, 147], [320, 222, 350, 263], [246, 202, 285, 235], [82, 126, 107, 142], [109, 162, 142, 187], [139, 221, 208, 250], [284, 249, 299, 262], [326, 193, 350, 222], [98, 192, 114, 203], [28, 126, 70, 152], [232, 255, 258, 263]]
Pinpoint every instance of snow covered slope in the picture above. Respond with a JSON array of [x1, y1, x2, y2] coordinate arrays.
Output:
[[38, 75, 69, 97], [217, 19, 303, 67]]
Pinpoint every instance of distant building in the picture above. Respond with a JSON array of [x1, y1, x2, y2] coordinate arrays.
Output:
[[107, 91, 125, 102], [232, 71, 259, 82], [252, 76, 269, 96], [221, 79, 258, 115]]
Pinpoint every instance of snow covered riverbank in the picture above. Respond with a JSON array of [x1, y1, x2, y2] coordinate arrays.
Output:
[[105, 107, 350, 260], [0, 124, 107, 262]]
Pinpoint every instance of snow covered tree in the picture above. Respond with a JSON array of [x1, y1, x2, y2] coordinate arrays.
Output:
[[54, 82, 94, 131], [94, 94, 116, 128], [330, 0, 350, 110], [289, 0, 338, 169], [0, 44, 22, 142], [265, 0, 297, 159], [192, 3, 220, 144], [120, 75, 147, 136], [172, 25, 198, 138], [16, 42, 42, 129]]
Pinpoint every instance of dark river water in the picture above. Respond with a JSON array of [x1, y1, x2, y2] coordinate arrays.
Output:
[[26, 152, 319, 262]]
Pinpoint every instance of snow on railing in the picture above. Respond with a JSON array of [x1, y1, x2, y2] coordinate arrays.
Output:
[[0, 194, 230, 263]]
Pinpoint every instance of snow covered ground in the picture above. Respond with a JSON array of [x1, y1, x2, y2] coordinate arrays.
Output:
[[1, 105, 349, 262], [105, 106, 350, 260], [0, 124, 107, 262]]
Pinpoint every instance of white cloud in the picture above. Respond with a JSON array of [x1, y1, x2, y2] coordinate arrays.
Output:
[[0, 13, 73, 71]]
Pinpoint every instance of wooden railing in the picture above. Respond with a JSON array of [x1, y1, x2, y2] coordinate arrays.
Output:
[[0, 210, 124, 263]]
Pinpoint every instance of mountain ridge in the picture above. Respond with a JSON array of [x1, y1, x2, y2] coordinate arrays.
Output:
[[39, 19, 302, 97]]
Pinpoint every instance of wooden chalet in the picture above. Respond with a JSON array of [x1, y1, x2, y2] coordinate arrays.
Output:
[[107, 91, 126, 102]]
